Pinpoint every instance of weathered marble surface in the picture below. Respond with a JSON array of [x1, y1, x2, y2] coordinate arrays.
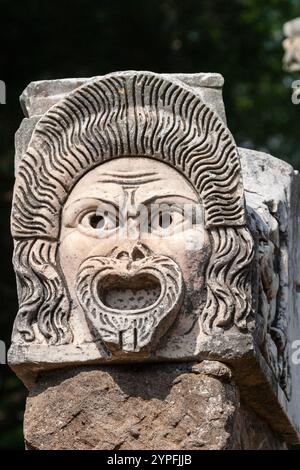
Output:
[[24, 362, 287, 450]]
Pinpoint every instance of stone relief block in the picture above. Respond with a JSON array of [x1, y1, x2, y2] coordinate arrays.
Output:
[[8, 71, 300, 443]]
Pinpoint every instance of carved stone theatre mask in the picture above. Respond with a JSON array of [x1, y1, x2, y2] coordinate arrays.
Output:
[[10, 71, 254, 362]]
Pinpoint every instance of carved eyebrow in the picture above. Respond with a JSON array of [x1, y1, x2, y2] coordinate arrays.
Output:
[[64, 194, 199, 213], [64, 197, 119, 212], [139, 194, 199, 206]]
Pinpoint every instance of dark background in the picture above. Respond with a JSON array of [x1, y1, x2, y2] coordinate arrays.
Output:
[[0, 0, 300, 449]]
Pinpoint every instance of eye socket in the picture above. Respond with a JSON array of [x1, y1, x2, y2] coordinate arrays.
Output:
[[78, 208, 119, 235], [158, 211, 173, 229], [149, 207, 184, 234], [89, 214, 105, 229]]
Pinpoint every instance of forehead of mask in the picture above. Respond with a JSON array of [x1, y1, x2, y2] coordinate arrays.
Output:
[[64, 157, 200, 209]]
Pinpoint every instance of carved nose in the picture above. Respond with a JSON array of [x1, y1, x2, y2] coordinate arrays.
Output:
[[131, 246, 146, 261], [115, 250, 131, 260], [114, 243, 150, 261]]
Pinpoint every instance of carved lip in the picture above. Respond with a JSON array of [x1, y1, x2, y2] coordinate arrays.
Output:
[[97, 273, 162, 312]]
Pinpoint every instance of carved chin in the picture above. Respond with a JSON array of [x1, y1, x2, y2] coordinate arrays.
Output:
[[76, 255, 184, 354]]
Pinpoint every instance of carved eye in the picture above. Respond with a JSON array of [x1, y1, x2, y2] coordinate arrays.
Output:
[[158, 210, 173, 229], [79, 209, 119, 235], [89, 214, 105, 229], [149, 207, 185, 234]]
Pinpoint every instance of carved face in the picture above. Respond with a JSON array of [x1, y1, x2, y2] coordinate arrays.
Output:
[[60, 157, 210, 354]]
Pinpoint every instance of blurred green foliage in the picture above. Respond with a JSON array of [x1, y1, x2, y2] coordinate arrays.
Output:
[[0, 0, 300, 449]]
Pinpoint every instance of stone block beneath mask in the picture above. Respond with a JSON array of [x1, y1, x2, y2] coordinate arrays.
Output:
[[23, 362, 287, 450]]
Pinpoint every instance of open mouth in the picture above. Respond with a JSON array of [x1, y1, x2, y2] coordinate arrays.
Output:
[[98, 273, 161, 311], [77, 254, 184, 352]]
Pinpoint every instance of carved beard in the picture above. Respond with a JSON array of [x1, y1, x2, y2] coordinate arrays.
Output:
[[76, 254, 184, 354]]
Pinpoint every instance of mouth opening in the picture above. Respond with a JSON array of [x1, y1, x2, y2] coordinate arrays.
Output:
[[98, 273, 161, 311]]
